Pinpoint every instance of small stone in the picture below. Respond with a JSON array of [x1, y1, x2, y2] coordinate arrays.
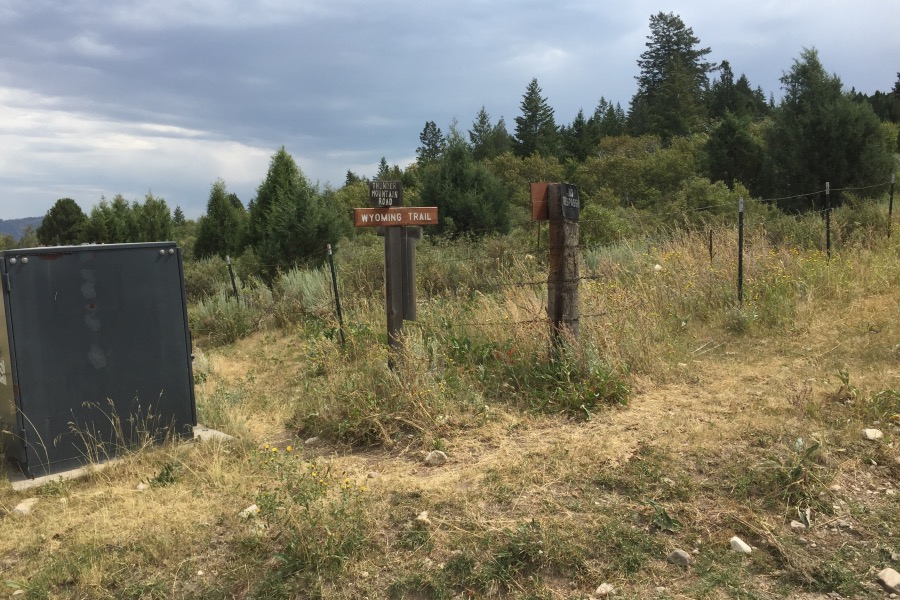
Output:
[[595, 583, 614, 596], [12, 498, 38, 517], [878, 568, 900, 592], [864, 428, 884, 441], [655, 587, 667, 594], [360, 571, 369, 579], [797, 537, 809, 545], [837, 519, 851, 529], [424, 450, 448, 467], [790, 520, 807, 531], [416, 511, 432, 526], [667, 548, 691, 566], [730, 536, 752, 554], [891, 551, 900, 562], [136, 483, 149, 492], [878, 568, 900, 593], [238, 504, 260, 519], [304, 436, 320, 445], [653, 264, 663, 272], [366, 471, 380, 479], [197, 570, 204, 576]]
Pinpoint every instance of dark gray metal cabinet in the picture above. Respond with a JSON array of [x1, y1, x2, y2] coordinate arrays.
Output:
[[0, 242, 196, 477]]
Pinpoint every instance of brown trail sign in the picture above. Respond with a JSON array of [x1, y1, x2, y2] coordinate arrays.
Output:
[[355, 182, 438, 355]]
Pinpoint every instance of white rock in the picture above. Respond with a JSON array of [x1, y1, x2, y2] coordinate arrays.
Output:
[[416, 511, 432, 526], [729, 536, 752, 554], [12, 498, 38, 517], [864, 428, 884, 441], [667, 548, 691, 566], [304, 436, 320, 445], [790, 520, 807, 531], [136, 483, 149, 492], [653, 264, 663, 272], [238, 504, 260, 519], [424, 450, 448, 466], [595, 583, 615, 596], [878, 568, 900, 592]]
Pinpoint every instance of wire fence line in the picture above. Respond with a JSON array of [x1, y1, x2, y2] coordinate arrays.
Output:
[[208, 179, 892, 338], [331, 179, 894, 335]]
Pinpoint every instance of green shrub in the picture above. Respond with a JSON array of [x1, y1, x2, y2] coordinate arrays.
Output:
[[183, 255, 230, 302]]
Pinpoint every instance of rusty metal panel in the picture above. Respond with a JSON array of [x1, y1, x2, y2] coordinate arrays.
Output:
[[531, 182, 549, 221]]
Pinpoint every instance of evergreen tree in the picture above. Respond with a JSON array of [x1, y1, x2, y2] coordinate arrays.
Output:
[[705, 112, 765, 192], [376, 157, 390, 180], [173, 206, 186, 226], [247, 147, 299, 249], [136, 193, 173, 242], [469, 106, 494, 160], [248, 148, 348, 280], [194, 179, 246, 259], [419, 135, 510, 236], [37, 198, 87, 246], [416, 120, 446, 164], [764, 48, 894, 207], [514, 78, 558, 157], [84, 194, 138, 243], [629, 12, 714, 140], [560, 108, 597, 162]]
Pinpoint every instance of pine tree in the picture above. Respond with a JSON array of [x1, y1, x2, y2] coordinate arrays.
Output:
[[764, 48, 894, 206], [37, 198, 87, 246], [416, 121, 446, 164], [194, 180, 246, 259], [514, 78, 558, 157], [248, 149, 348, 280], [247, 147, 300, 249], [629, 12, 713, 140], [173, 206, 186, 227]]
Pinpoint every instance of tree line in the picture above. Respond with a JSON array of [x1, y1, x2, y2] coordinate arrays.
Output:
[[27, 12, 899, 279]]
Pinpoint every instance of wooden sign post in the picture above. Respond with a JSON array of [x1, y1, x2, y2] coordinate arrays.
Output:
[[532, 182, 580, 349], [356, 181, 438, 353]]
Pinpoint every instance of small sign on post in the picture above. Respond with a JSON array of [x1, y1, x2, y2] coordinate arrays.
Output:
[[543, 182, 580, 351], [369, 180, 403, 207]]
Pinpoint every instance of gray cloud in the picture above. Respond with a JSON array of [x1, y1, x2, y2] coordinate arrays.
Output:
[[0, 0, 897, 219]]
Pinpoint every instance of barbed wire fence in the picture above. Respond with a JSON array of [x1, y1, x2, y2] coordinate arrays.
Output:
[[214, 177, 896, 348]]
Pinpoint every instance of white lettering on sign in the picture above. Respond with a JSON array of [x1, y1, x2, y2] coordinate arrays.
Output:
[[563, 190, 578, 208], [410, 211, 433, 222], [359, 212, 403, 224], [369, 181, 402, 207]]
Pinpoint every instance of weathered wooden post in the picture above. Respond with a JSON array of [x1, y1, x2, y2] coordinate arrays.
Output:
[[533, 182, 580, 350], [889, 174, 895, 238], [355, 181, 438, 358]]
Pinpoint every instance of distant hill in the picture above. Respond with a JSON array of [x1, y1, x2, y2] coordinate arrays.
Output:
[[0, 217, 43, 240]]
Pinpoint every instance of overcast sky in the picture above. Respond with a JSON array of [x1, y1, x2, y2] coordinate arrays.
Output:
[[0, 0, 897, 220]]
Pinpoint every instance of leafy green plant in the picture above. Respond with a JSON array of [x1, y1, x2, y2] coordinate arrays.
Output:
[[251, 446, 369, 589], [148, 461, 180, 487]]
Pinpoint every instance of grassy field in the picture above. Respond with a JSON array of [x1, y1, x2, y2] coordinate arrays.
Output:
[[1, 216, 899, 599]]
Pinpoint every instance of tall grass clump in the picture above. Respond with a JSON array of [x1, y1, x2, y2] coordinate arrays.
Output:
[[273, 267, 333, 327], [189, 287, 272, 346]]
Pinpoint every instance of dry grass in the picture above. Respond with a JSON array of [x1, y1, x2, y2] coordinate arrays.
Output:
[[1, 225, 899, 599]]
